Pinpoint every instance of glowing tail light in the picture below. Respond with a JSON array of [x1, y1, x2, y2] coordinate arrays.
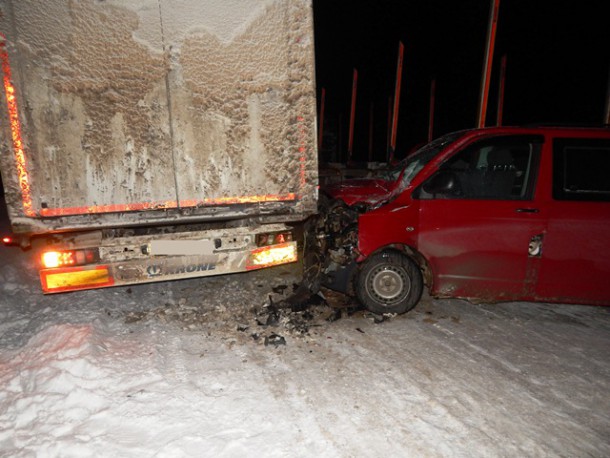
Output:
[[41, 249, 99, 269], [247, 242, 298, 270], [2, 235, 21, 246], [255, 231, 293, 247], [42, 251, 65, 268]]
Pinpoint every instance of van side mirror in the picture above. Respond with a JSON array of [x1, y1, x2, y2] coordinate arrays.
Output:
[[423, 171, 460, 195]]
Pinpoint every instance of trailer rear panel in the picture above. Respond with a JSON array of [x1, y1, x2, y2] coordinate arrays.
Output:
[[0, 0, 318, 235]]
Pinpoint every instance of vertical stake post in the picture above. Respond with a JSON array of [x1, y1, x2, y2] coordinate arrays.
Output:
[[348, 69, 358, 163], [389, 41, 404, 163], [477, 0, 501, 128], [496, 54, 507, 126], [428, 78, 436, 142]]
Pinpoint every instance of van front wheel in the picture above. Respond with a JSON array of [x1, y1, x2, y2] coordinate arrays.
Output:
[[356, 251, 423, 314]]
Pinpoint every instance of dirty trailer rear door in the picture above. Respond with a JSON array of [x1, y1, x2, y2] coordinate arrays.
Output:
[[0, 0, 317, 233]]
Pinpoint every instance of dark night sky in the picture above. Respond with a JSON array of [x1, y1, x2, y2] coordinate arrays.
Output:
[[312, 0, 610, 162]]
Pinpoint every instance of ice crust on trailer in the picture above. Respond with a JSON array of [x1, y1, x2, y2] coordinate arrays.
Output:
[[0, 0, 317, 233]]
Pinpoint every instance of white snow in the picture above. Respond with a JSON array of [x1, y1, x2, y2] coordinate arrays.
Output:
[[1, 218, 609, 456]]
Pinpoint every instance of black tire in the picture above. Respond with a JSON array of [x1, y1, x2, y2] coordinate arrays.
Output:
[[356, 251, 423, 314]]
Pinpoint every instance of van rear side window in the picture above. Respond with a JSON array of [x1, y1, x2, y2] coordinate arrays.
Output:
[[553, 139, 610, 201]]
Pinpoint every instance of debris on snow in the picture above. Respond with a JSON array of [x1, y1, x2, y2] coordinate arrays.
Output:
[[1, 247, 610, 457], [264, 333, 286, 347]]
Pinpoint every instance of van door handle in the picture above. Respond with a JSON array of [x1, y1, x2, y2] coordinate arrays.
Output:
[[516, 208, 539, 213]]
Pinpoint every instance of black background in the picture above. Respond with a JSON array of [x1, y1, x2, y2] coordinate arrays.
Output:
[[313, 0, 610, 162]]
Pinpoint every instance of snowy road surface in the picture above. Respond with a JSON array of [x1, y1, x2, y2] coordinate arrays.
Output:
[[1, 241, 609, 457]]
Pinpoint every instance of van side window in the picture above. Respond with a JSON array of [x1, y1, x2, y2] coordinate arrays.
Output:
[[419, 135, 542, 200], [553, 139, 610, 202]]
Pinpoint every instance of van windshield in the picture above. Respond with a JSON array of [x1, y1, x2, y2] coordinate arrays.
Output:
[[388, 131, 465, 200]]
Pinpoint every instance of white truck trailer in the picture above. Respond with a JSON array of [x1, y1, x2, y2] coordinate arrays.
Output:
[[0, 0, 318, 293]]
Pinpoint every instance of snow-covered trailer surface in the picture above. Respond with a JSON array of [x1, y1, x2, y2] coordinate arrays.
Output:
[[0, 0, 318, 293], [0, 0, 317, 234]]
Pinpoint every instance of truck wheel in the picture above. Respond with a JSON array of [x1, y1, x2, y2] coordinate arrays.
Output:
[[356, 251, 423, 314]]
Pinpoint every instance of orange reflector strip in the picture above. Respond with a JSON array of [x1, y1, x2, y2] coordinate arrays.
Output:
[[0, 34, 34, 217], [246, 242, 298, 271], [41, 266, 114, 293], [197, 193, 297, 206]]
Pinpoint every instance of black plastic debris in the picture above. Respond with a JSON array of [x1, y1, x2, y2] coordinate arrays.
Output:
[[272, 284, 288, 294], [278, 284, 327, 312], [256, 295, 281, 327], [264, 333, 286, 347], [302, 310, 314, 321], [265, 313, 279, 326]]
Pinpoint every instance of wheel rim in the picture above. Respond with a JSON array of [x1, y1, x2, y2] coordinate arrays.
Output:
[[367, 264, 411, 305]]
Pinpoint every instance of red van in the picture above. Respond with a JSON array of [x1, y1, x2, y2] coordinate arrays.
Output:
[[321, 127, 610, 313]]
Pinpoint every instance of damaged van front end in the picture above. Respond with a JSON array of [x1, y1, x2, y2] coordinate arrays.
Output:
[[318, 127, 610, 314], [316, 132, 462, 313]]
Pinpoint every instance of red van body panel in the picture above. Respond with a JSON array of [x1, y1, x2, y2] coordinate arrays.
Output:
[[354, 127, 610, 306]]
